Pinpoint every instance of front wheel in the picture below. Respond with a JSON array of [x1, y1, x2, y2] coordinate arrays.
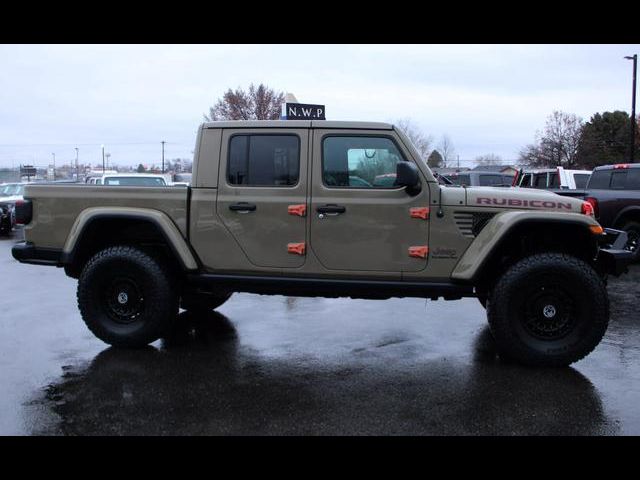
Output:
[[487, 253, 609, 367], [77, 245, 179, 347]]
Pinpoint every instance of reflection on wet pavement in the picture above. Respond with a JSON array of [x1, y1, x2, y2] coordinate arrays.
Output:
[[29, 311, 616, 435]]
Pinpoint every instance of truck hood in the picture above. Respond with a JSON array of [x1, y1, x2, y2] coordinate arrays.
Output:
[[464, 186, 584, 214]]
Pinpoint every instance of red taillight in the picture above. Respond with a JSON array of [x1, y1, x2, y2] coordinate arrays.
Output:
[[583, 197, 599, 218], [14, 199, 32, 225], [614, 164, 630, 169]]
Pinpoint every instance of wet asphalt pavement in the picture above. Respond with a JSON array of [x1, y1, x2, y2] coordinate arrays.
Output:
[[1, 230, 640, 435]]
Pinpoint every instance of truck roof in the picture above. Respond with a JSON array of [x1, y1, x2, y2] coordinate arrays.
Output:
[[202, 120, 393, 130], [592, 163, 639, 170]]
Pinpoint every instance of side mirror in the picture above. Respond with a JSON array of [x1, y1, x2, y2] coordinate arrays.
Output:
[[395, 161, 421, 195]]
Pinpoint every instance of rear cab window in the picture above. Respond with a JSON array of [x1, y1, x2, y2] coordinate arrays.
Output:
[[626, 169, 640, 189], [610, 171, 627, 189], [587, 170, 612, 189], [574, 174, 590, 189]]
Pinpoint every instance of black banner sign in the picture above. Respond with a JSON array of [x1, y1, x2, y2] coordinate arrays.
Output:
[[20, 165, 37, 177], [283, 103, 326, 120]]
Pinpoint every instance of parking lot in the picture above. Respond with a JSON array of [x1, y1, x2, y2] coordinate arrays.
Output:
[[1, 229, 640, 435]]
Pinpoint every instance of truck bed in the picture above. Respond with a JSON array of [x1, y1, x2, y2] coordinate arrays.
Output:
[[22, 184, 189, 250]]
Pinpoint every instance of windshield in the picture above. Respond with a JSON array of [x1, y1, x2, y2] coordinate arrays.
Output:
[[103, 177, 166, 187], [0, 184, 23, 196]]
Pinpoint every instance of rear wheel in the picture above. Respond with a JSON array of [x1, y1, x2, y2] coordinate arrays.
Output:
[[77, 245, 179, 347], [487, 253, 609, 367], [620, 220, 640, 263]]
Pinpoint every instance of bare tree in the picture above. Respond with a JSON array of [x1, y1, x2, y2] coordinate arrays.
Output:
[[437, 135, 456, 167], [427, 150, 444, 168], [475, 153, 503, 167], [204, 83, 285, 121], [394, 118, 434, 161], [519, 111, 583, 167]]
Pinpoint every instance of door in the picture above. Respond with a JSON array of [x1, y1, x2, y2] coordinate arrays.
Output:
[[216, 128, 309, 269], [309, 130, 430, 275]]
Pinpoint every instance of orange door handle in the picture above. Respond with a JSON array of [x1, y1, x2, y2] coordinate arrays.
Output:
[[410, 207, 430, 220], [408, 246, 429, 259], [287, 243, 306, 255], [288, 204, 307, 217]]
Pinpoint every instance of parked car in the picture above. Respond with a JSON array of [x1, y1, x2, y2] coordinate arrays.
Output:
[[173, 173, 192, 186], [515, 167, 591, 191], [444, 170, 515, 187], [12, 120, 631, 367], [100, 174, 168, 187], [0, 202, 15, 234], [556, 163, 640, 262], [0, 183, 24, 235]]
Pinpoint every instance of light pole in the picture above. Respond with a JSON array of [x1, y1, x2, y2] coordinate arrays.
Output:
[[101, 144, 105, 173], [625, 54, 637, 162], [75, 147, 79, 180], [161, 140, 166, 173], [51, 152, 56, 180]]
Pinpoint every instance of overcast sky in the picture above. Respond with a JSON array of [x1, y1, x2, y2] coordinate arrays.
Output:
[[0, 44, 638, 169]]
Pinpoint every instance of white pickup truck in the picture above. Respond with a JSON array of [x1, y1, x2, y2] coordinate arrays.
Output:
[[516, 167, 592, 190]]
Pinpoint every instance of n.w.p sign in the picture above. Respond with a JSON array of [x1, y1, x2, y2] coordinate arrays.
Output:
[[281, 103, 326, 120]]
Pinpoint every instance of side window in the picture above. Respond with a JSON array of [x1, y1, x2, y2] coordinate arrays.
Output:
[[322, 136, 406, 188], [503, 175, 515, 186], [457, 174, 471, 186], [479, 174, 504, 186], [533, 173, 547, 188], [610, 170, 627, 190], [626, 169, 640, 190], [574, 174, 590, 189], [228, 134, 300, 186], [549, 172, 560, 188], [587, 170, 611, 189], [520, 174, 532, 187]]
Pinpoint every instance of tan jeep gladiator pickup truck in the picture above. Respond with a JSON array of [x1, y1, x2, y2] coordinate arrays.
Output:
[[12, 121, 632, 366]]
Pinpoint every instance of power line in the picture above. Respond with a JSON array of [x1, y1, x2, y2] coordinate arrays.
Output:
[[0, 141, 185, 147]]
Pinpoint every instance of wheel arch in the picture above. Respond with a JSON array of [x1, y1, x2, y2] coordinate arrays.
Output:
[[613, 206, 640, 229], [62, 207, 199, 278], [452, 211, 601, 287]]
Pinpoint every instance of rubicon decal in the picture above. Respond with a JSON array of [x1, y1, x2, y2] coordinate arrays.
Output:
[[476, 197, 573, 210]]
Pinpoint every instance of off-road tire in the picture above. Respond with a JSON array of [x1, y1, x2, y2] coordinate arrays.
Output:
[[487, 253, 609, 367], [77, 245, 179, 347], [620, 220, 640, 263], [180, 292, 233, 313]]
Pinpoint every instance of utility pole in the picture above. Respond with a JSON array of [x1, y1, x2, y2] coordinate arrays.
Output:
[[51, 153, 56, 180], [101, 144, 105, 173], [624, 55, 637, 162], [161, 141, 166, 173], [75, 147, 79, 181]]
